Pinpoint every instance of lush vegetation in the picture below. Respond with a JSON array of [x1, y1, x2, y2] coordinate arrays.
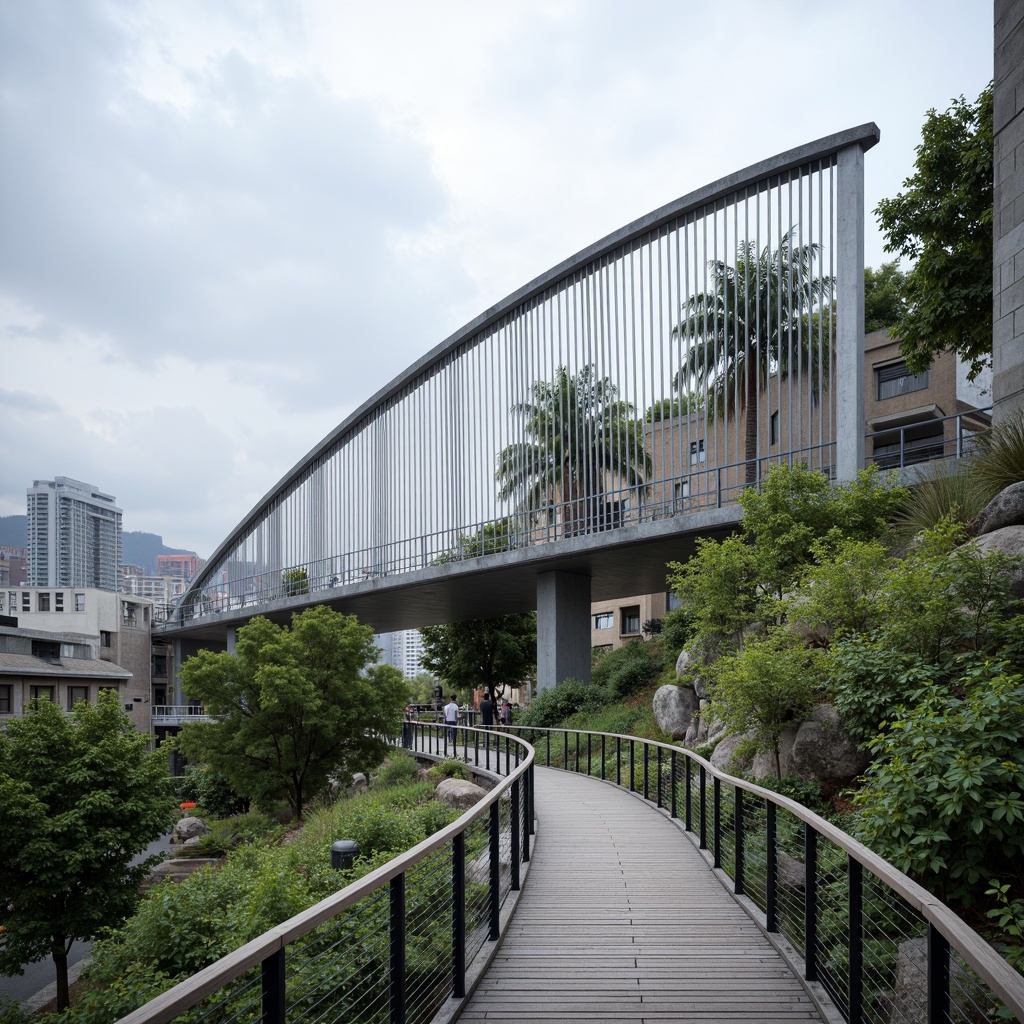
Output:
[[178, 606, 407, 819], [0, 691, 173, 1011], [19, 751, 463, 1023]]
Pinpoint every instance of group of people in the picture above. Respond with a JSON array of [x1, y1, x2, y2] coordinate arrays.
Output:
[[442, 690, 512, 741]]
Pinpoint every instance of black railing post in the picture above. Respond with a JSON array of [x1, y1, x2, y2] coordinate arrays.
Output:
[[643, 743, 649, 800], [390, 874, 406, 1024], [848, 856, 862, 1024], [489, 802, 500, 940], [601, 735, 606, 780], [698, 765, 707, 849], [545, 730, 550, 766], [713, 777, 722, 868], [261, 947, 286, 1024], [766, 801, 778, 932], [522, 767, 531, 860], [452, 833, 466, 998], [573, 731, 579, 771], [656, 746, 663, 808], [804, 826, 818, 982], [528, 760, 536, 839], [511, 778, 521, 891], [629, 740, 635, 792], [734, 786, 744, 895], [927, 924, 950, 1024], [485, 730, 491, 772], [670, 751, 677, 818], [616, 737, 621, 786], [684, 757, 692, 831], [586, 733, 592, 776]]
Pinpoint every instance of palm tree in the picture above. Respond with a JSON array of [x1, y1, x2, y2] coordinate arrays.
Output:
[[673, 229, 833, 483], [496, 365, 651, 538]]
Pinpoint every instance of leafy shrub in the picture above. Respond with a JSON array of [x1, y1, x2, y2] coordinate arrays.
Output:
[[0, 997, 28, 1024], [516, 678, 608, 728], [178, 762, 249, 819], [375, 751, 421, 787], [427, 758, 467, 781], [193, 810, 281, 857], [413, 800, 458, 836], [591, 640, 662, 700], [661, 606, 693, 654], [853, 668, 1024, 905], [334, 801, 426, 858], [751, 774, 829, 816]]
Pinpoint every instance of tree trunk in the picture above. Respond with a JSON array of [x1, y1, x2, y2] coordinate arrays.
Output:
[[53, 948, 69, 1012]]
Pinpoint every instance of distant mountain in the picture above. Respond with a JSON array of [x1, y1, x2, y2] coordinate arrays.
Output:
[[122, 533, 193, 575], [0, 515, 26, 548], [0, 517, 195, 575]]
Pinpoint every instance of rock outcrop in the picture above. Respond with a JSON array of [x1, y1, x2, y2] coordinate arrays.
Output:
[[653, 684, 699, 739], [173, 815, 209, 844], [975, 480, 1024, 535], [436, 778, 487, 810]]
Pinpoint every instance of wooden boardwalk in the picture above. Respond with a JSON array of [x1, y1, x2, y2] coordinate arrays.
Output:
[[460, 767, 825, 1024]]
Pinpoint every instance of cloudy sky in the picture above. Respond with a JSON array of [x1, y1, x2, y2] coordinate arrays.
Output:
[[0, 0, 993, 558]]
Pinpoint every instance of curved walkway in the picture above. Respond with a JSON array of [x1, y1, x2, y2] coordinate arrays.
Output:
[[462, 767, 825, 1024]]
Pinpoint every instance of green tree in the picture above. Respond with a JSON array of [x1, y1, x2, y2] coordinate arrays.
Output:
[[708, 630, 823, 778], [0, 691, 172, 1010], [864, 261, 909, 332], [496, 364, 651, 537], [178, 606, 406, 820], [673, 229, 833, 483], [875, 84, 993, 379], [419, 613, 536, 701], [282, 567, 309, 596]]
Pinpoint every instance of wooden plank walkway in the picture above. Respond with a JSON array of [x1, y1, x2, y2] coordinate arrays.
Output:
[[460, 767, 825, 1024]]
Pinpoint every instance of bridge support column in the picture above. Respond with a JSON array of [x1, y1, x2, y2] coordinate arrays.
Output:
[[226, 627, 237, 654], [536, 571, 591, 693]]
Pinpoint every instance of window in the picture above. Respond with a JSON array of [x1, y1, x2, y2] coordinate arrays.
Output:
[[667, 591, 683, 611], [55, 592, 64, 612], [0, 684, 10, 714], [75, 593, 85, 612], [674, 480, 690, 504], [689, 439, 706, 465], [29, 685, 55, 703], [100, 631, 111, 648], [61, 643, 75, 658], [153, 654, 168, 677], [67, 685, 89, 709], [8, 592, 15, 614], [593, 612, 614, 630], [621, 606, 641, 635], [877, 361, 929, 400], [872, 422, 945, 469], [770, 410, 780, 446], [37, 592, 50, 612], [21, 592, 30, 612]]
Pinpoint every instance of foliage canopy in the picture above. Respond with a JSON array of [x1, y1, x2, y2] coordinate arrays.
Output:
[[179, 606, 405, 819], [0, 690, 172, 1009]]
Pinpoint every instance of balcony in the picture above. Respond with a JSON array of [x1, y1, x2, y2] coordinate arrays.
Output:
[[150, 705, 211, 726]]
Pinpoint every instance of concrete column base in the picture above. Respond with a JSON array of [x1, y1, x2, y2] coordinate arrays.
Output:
[[536, 571, 591, 693]]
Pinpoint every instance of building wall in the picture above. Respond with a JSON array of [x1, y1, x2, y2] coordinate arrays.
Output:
[[995, 0, 1024, 423]]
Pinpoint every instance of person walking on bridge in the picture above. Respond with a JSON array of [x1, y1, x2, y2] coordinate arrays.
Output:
[[443, 694, 459, 744], [479, 691, 494, 729]]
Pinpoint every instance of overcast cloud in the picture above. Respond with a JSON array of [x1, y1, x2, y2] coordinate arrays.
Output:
[[0, 0, 993, 556]]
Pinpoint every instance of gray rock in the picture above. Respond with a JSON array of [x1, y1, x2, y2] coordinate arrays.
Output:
[[146, 857, 222, 885], [968, 525, 1024, 597], [976, 481, 1024, 535], [787, 705, 869, 786], [653, 683, 698, 739], [750, 726, 799, 779], [350, 772, 369, 795], [675, 647, 692, 677], [891, 937, 927, 1024], [466, 844, 511, 884], [709, 732, 752, 774], [436, 778, 487, 810], [777, 851, 805, 890], [173, 815, 209, 844]]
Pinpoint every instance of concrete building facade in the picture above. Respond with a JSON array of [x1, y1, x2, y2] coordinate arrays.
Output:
[[26, 477, 122, 591]]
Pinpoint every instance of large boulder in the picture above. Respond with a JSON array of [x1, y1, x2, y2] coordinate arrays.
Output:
[[750, 726, 799, 780], [653, 684, 699, 739], [436, 778, 487, 811], [786, 705, 869, 787], [969, 525, 1024, 597], [975, 481, 1024, 535], [709, 732, 752, 773], [173, 816, 209, 844]]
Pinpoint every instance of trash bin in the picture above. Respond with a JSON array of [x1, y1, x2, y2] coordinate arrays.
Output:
[[330, 839, 360, 870]]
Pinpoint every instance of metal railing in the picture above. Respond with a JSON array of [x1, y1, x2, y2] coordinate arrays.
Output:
[[865, 408, 992, 471], [150, 705, 211, 725], [118, 725, 534, 1024], [501, 725, 1024, 1024]]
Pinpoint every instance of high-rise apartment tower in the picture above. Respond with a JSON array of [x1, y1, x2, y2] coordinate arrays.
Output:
[[26, 477, 122, 591]]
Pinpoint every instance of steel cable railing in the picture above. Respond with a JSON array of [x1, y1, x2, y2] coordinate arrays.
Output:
[[116, 726, 534, 1024], [501, 724, 1024, 1024]]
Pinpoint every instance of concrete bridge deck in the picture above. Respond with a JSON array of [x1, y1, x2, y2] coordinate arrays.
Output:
[[461, 766, 826, 1024]]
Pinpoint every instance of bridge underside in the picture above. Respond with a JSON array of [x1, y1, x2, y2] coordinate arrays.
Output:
[[156, 507, 742, 652]]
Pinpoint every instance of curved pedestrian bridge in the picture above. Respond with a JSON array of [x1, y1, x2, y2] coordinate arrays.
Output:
[[118, 726, 1024, 1024], [462, 767, 822, 1023]]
